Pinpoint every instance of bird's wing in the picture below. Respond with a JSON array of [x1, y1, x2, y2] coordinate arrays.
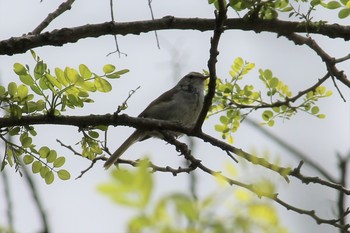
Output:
[[138, 87, 177, 118]]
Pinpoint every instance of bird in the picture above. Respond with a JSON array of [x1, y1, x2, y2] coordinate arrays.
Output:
[[104, 72, 209, 169]]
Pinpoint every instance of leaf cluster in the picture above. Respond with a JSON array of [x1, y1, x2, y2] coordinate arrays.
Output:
[[99, 160, 287, 233], [208, 0, 350, 20], [0, 51, 129, 183], [209, 57, 332, 142]]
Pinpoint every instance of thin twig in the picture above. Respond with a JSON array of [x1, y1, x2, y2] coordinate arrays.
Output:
[[32, 0, 75, 34], [290, 161, 350, 195], [76, 156, 105, 179], [106, 0, 127, 57], [56, 139, 83, 156], [115, 86, 140, 114], [147, 0, 160, 49], [331, 76, 347, 102]]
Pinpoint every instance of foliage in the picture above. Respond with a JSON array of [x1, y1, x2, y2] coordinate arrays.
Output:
[[208, 0, 350, 20], [99, 159, 287, 233], [0, 51, 129, 184], [208, 57, 332, 143]]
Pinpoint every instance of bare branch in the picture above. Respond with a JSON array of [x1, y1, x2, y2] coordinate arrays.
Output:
[[290, 161, 350, 195], [106, 0, 127, 57], [194, 0, 227, 131], [2, 18, 350, 56], [282, 33, 350, 88], [31, 0, 76, 35], [147, 0, 160, 49], [161, 133, 350, 232], [75, 156, 105, 179], [245, 117, 336, 182]]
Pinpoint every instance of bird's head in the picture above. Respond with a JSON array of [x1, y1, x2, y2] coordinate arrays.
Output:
[[177, 72, 209, 87]]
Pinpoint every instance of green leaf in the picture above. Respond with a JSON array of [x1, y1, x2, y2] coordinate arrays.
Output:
[[20, 133, 32, 148], [39, 146, 50, 158], [0, 85, 5, 96], [55, 67, 69, 86], [80, 81, 96, 92], [34, 61, 46, 80], [263, 69, 273, 80], [219, 115, 229, 124], [45, 74, 62, 89], [40, 166, 50, 178], [88, 131, 99, 138], [14, 63, 27, 75], [47, 150, 57, 163], [65, 67, 80, 84], [8, 82, 17, 96], [267, 120, 275, 127], [19, 74, 34, 85], [9, 127, 21, 136], [32, 161, 42, 174], [214, 124, 225, 132], [95, 77, 112, 92], [311, 106, 320, 114], [262, 110, 273, 121], [36, 100, 45, 111], [57, 169, 71, 180], [23, 155, 34, 165], [45, 171, 55, 184], [30, 85, 42, 95], [326, 1, 342, 9], [79, 64, 92, 79], [53, 157, 66, 168], [317, 114, 326, 119], [339, 8, 350, 18], [17, 85, 29, 100], [269, 77, 279, 88], [103, 64, 116, 74]]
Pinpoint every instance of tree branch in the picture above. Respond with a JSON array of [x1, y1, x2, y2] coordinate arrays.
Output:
[[31, 0, 76, 35], [161, 132, 350, 232], [245, 117, 336, 182], [195, 0, 227, 131], [2, 17, 350, 56], [282, 33, 350, 88]]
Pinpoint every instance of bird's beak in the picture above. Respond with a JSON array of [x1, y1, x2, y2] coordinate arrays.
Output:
[[203, 74, 210, 79]]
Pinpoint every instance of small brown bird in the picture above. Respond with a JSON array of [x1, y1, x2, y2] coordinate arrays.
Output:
[[104, 72, 208, 169]]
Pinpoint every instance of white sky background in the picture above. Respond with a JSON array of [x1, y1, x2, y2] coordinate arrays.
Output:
[[0, 0, 349, 233]]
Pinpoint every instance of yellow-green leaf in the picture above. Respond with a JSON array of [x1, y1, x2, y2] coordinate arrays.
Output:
[[32, 161, 42, 174], [79, 64, 92, 79], [14, 63, 27, 75], [57, 169, 71, 180], [103, 64, 116, 74], [95, 77, 112, 92], [53, 157, 66, 168], [45, 171, 55, 184], [8, 82, 17, 96]]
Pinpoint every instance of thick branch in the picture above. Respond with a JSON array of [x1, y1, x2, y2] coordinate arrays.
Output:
[[2, 17, 350, 55]]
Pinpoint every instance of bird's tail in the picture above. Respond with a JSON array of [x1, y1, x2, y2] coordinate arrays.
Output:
[[104, 131, 141, 169]]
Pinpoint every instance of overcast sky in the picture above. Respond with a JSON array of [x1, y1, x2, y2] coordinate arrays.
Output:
[[0, 1, 349, 233]]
